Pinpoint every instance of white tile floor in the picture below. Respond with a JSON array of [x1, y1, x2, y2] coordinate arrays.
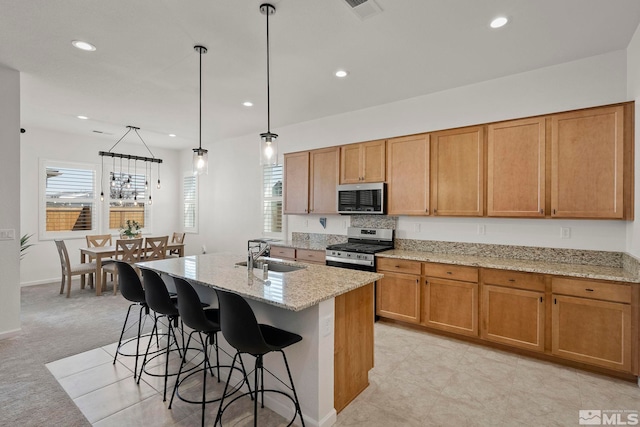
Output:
[[47, 322, 640, 427]]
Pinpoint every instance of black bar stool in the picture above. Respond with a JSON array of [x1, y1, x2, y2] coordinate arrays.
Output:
[[214, 289, 305, 427], [136, 268, 185, 401], [169, 277, 252, 427], [113, 261, 156, 380]]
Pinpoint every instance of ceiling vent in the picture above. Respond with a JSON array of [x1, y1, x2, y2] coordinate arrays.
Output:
[[343, 0, 382, 20]]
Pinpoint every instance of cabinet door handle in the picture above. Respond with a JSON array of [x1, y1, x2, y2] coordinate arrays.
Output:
[[433, 209, 437, 214], [508, 279, 515, 282], [554, 298, 557, 304], [416, 279, 419, 284], [553, 209, 557, 215], [539, 296, 543, 303], [426, 208, 429, 214], [585, 288, 594, 292], [540, 209, 544, 214], [446, 271, 452, 275]]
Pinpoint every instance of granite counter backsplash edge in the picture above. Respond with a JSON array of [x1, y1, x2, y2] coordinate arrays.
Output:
[[291, 233, 640, 276]]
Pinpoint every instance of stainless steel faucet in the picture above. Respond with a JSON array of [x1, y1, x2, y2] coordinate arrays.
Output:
[[247, 241, 270, 272]]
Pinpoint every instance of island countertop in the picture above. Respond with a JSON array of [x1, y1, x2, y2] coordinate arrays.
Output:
[[137, 252, 383, 312]]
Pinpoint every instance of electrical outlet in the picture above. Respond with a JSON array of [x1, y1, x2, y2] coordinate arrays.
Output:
[[414, 223, 421, 232], [321, 315, 333, 337], [477, 225, 486, 235], [303, 219, 309, 228], [342, 220, 347, 229], [561, 227, 571, 239]]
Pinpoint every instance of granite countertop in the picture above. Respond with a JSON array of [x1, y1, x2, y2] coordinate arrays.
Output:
[[377, 250, 640, 283], [137, 252, 382, 311], [270, 240, 328, 251]]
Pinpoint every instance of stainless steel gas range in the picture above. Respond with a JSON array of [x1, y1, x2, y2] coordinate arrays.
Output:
[[325, 227, 394, 272]]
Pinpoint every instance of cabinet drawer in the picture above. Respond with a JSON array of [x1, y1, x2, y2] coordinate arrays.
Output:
[[296, 249, 324, 264], [482, 269, 545, 292], [423, 263, 478, 283], [552, 277, 631, 304], [376, 258, 422, 275], [270, 246, 296, 260]]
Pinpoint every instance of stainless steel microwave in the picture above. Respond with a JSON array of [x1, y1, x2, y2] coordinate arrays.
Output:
[[337, 183, 386, 215]]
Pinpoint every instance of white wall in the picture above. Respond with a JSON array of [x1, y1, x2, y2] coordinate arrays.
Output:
[[198, 50, 631, 254], [627, 22, 640, 257], [0, 65, 21, 338], [20, 128, 182, 285]]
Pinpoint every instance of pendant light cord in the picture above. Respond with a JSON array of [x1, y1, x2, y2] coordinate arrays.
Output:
[[266, 5, 271, 133], [199, 47, 203, 150]]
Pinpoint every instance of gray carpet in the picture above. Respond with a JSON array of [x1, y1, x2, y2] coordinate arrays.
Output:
[[0, 279, 138, 426]]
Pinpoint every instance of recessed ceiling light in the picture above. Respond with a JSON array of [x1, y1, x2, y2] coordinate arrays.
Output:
[[335, 70, 349, 78], [490, 16, 508, 29], [77, 115, 89, 120], [169, 134, 176, 137], [72, 40, 96, 51], [243, 101, 254, 107]]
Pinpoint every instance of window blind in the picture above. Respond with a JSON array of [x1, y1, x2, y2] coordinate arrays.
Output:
[[183, 174, 197, 230], [45, 167, 95, 232], [263, 165, 283, 234], [108, 172, 147, 229]]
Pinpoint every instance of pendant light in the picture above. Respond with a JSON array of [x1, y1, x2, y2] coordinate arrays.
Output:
[[193, 45, 209, 175], [259, 3, 278, 166]]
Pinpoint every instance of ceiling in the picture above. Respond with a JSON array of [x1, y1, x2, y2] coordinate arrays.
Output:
[[2, 0, 640, 150]]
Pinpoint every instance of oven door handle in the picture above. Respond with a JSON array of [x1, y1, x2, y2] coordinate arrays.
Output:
[[325, 255, 374, 267]]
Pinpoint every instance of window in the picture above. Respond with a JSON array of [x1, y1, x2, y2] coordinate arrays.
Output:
[[108, 172, 148, 231], [183, 173, 198, 232], [262, 165, 283, 237], [41, 160, 97, 238]]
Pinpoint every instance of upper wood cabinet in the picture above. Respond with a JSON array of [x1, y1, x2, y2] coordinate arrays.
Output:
[[283, 151, 309, 214], [487, 117, 546, 217], [340, 139, 386, 184], [309, 147, 340, 214], [386, 134, 430, 216], [430, 126, 485, 216], [550, 105, 626, 219], [284, 147, 339, 215]]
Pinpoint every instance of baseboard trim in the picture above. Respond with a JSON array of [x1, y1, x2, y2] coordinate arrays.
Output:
[[0, 328, 21, 340], [20, 278, 58, 287]]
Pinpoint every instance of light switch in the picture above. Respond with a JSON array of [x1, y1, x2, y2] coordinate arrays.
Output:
[[0, 229, 15, 240]]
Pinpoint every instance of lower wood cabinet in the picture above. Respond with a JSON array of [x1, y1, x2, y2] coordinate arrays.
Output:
[[375, 258, 638, 376], [551, 277, 632, 372], [422, 277, 478, 336], [270, 246, 324, 264], [481, 285, 545, 352], [270, 245, 296, 261], [480, 269, 546, 352], [376, 271, 421, 324]]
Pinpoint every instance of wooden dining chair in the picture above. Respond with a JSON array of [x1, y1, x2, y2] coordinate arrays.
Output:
[[144, 236, 168, 261], [101, 238, 143, 295], [54, 239, 98, 298], [86, 234, 112, 248], [86, 233, 113, 285], [167, 232, 185, 258]]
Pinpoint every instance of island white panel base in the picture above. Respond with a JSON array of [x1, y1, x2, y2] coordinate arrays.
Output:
[[193, 283, 337, 427]]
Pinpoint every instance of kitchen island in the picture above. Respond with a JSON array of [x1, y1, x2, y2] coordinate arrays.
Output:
[[137, 252, 383, 427]]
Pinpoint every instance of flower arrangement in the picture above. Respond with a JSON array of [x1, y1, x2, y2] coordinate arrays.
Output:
[[120, 220, 141, 238]]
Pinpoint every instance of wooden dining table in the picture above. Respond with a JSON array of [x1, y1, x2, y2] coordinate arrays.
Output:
[[79, 242, 185, 296]]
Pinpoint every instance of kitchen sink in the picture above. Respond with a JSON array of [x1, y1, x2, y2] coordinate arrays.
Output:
[[235, 261, 306, 273]]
